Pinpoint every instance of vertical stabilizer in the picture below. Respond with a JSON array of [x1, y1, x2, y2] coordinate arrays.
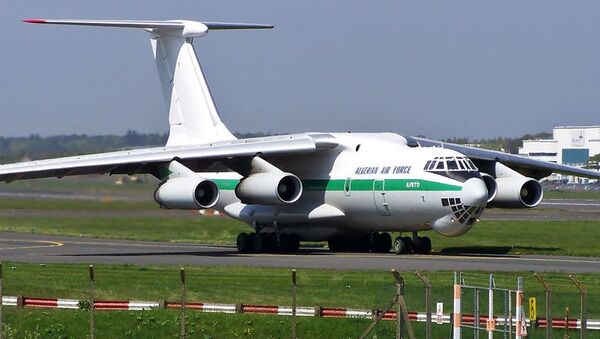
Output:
[[150, 27, 235, 146], [23, 19, 273, 146]]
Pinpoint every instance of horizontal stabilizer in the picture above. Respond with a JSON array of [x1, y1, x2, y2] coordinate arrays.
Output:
[[22, 19, 273, 31]]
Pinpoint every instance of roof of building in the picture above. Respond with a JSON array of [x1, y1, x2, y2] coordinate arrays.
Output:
[[554, 125, 600, 129]]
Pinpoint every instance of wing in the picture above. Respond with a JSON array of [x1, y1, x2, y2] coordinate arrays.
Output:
[[407, 136, 600, 180], [0, 134, 338, 182]]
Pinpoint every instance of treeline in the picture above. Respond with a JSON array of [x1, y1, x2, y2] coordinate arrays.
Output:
[[0, 131, 270, 164], [0, 130, 552, 164]]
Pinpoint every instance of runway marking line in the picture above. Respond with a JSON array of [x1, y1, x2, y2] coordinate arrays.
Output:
[[0, 239, 63, 251], [46, 240, 226, 250]]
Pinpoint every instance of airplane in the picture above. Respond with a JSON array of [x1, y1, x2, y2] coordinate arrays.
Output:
[[2, 19, 599, 255]]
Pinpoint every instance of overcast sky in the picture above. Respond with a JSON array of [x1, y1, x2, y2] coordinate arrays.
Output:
[[2, 1, 600, 139]]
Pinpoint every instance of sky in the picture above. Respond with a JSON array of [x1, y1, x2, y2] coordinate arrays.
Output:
[[1, 1, 600, 140]]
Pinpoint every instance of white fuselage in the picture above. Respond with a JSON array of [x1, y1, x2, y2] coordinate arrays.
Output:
[[207, 133, 489, 241]]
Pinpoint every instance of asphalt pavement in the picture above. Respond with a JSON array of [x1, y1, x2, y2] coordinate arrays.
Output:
[[1, 232, 600, 273]]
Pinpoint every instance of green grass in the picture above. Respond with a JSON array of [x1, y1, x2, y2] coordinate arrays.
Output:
[[0, 262, 598, 338], [0, 198, 156, 211], [1, 177, 158, 195], [3, 309, 404, 339], [430, 220, 600, 257], [543, 189, 600, 200], [0, 216, 246, 244]]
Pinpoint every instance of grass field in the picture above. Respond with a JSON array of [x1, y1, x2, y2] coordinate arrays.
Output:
[[1, 262, 598, 338], [543, 189, 600, 200]]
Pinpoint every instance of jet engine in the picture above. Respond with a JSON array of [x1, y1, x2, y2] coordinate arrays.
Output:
[[235, 172, 303, 205], [480, 173, 498, 202], [154, 177, 219, 209], [488, 177, 543, 208]]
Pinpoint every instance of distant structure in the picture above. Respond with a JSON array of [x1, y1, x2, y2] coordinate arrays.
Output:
[[519, 126, 600, 182]]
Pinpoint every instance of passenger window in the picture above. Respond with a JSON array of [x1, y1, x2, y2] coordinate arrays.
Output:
[[424, 161, 432, 170], [436, 161, 445, 170], [457, 160, 465, 170]]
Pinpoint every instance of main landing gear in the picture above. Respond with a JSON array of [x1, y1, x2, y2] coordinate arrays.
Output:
[[328, 232, 392, 253], [394, 233, 432, 255], [236, 232, 300, 253]]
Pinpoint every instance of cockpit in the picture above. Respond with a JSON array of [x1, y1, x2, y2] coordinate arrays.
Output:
[[423, 156, 481, 182]]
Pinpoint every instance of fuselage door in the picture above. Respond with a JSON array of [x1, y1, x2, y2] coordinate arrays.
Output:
[[373, 179, 391, 216]]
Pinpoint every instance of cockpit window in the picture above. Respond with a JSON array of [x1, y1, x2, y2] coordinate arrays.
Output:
[[423, 156, 479, 172], [447, 160, 458, 170]]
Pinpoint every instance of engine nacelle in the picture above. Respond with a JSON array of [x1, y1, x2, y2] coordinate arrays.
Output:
[[235, 173, 303, 205], [488, 177, 543, 208], [154, 177, 219, 209], [480, 173, 498, 203]]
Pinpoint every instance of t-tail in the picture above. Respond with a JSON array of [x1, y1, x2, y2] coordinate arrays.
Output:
[[23, 19, 273, 146]]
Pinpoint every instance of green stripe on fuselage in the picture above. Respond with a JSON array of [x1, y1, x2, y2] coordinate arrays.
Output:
[[213, 178, 461, 192]]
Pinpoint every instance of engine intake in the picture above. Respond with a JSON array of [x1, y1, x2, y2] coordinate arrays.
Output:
[[480, 173, 498, 203], [488, 177, 543, 208], [154, 177, 219, 209], [235, 173, 303, 205]]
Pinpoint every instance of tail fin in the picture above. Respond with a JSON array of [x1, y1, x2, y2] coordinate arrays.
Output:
[[23, 19, 273, 146]]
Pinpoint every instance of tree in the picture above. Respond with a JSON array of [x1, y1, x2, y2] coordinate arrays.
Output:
[[585, 153, 600, 171]]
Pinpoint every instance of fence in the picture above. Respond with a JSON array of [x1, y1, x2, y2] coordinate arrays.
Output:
[[0, 262, 598, 338]]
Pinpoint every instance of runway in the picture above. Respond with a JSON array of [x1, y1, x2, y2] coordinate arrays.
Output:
[[1, 232, 600, 273]]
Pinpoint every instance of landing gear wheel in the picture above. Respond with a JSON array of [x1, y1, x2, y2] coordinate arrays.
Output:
[[289, 234, 300, 253], [413, 236, 432, 255], [376, 232, 392, 253], [277, 234, 291, 252], [394, 236, 414, 254], [236, 233, 252, 253], [328, 239, 345, 252], [254, 233, 273, 253]]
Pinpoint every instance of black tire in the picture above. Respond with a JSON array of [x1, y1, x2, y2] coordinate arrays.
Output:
[[421, 237, 432, 254], [393, 236, 404, 254], [353, 234, 370, 252], [369, 232, 380, 253], [402, 237, 414, 254], [289, 234, 300, 253], [277, 234, 291, 252], [377, 233, 392, 253], [328, 239, 344, 252], [254, 233, 270, 253], [267, 233, 277, 252], [236, 232, 251, 253], [394, 236, 413, 254]]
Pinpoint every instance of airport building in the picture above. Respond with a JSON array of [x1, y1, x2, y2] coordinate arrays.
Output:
[[518, 126, 600, 182]]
